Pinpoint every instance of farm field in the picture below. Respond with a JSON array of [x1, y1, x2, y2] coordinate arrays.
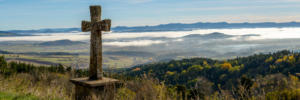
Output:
[[0, 42, 153, 69]]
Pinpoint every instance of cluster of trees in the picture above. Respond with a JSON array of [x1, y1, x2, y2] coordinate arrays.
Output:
[[125, 50, 300, 99], [0, 56, 70, 76], [0, 56, 90, 78]]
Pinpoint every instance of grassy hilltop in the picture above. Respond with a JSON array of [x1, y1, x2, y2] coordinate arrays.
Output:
[[0, 50, 299, 100]]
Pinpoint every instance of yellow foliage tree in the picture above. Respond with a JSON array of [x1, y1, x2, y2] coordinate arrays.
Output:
[[269, 65, 276, 69], [229, 65, 241, 72], [166, 71, 176, 76], [275, 58, 283, 63], [265, 56, 273, 63], [188, 65, 204, 72], [181, 70, 187, 74], [221, 62, 232, 70], [283, 55, 288, 61], [288, 55, 296, 64], [168, 64, 174, 68], [203, 61, 211, 69]]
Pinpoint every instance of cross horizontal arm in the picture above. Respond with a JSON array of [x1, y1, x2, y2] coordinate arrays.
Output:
[[82, 21, 91, 32], [81, 19, 111, 32], [101, 19, 111, 32], [81, 21, 92, 32]]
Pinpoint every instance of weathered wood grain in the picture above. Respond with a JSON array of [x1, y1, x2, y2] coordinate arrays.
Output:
[[80, 5, 111, 80]]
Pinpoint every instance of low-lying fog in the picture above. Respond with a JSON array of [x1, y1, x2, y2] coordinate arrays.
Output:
[[2, 27, 300, 59]]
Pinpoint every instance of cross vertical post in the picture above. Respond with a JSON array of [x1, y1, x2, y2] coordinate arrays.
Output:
[[89, 6, 103, 80], [81, 5, 111, 80]]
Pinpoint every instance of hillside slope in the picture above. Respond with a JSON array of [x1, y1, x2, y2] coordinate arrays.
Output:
[[37, 39, 85, 46], [126, 50, 300, 88]]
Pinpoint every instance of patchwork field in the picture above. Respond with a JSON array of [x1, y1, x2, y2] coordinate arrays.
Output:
[[0, 42, 153, 69]]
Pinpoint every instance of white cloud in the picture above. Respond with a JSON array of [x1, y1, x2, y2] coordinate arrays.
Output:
[[103, 40, 165, 47], [0, 33, 89, 42]]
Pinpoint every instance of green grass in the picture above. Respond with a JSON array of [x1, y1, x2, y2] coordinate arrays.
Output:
[[0, 92, 39, 100]]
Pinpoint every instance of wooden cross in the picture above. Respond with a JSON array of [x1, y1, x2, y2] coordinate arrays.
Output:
[[81, 5, 111, 80]]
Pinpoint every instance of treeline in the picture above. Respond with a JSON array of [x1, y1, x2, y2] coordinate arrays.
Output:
[[0, 56, 67, 76], [126, 50, 299, 87], [0, 56, 88, 77]]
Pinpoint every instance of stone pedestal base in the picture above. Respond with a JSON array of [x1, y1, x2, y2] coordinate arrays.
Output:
[[70, 77, 120, 100]]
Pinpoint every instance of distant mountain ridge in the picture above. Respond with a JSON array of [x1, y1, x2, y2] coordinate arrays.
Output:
[[2, 22, 300, 33], [183, 32, 260, 40], [6, 28, 81, 34], [0, 31, 31, 37], [113, 22, 300, 32], [183, 32, 233, 39], [37, 39, 86, 46]]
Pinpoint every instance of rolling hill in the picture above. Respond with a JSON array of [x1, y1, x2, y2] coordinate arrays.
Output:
[[0, 31, 28, 37], [37, 39, 86, 46], [125, 50, 300, 88]]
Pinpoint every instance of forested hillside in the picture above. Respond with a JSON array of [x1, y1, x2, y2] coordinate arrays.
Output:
[[125, 50, 300, 99], [127, 50, 299, 86]]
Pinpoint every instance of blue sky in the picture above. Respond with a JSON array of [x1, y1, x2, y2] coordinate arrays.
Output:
[[1, 0, 300, 30]]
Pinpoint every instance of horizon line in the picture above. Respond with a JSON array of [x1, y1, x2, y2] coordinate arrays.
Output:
[[2, 21, 300, 31]]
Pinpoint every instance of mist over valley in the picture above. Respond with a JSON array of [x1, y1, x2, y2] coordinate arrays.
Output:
[[1, 27, 300, 69]]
